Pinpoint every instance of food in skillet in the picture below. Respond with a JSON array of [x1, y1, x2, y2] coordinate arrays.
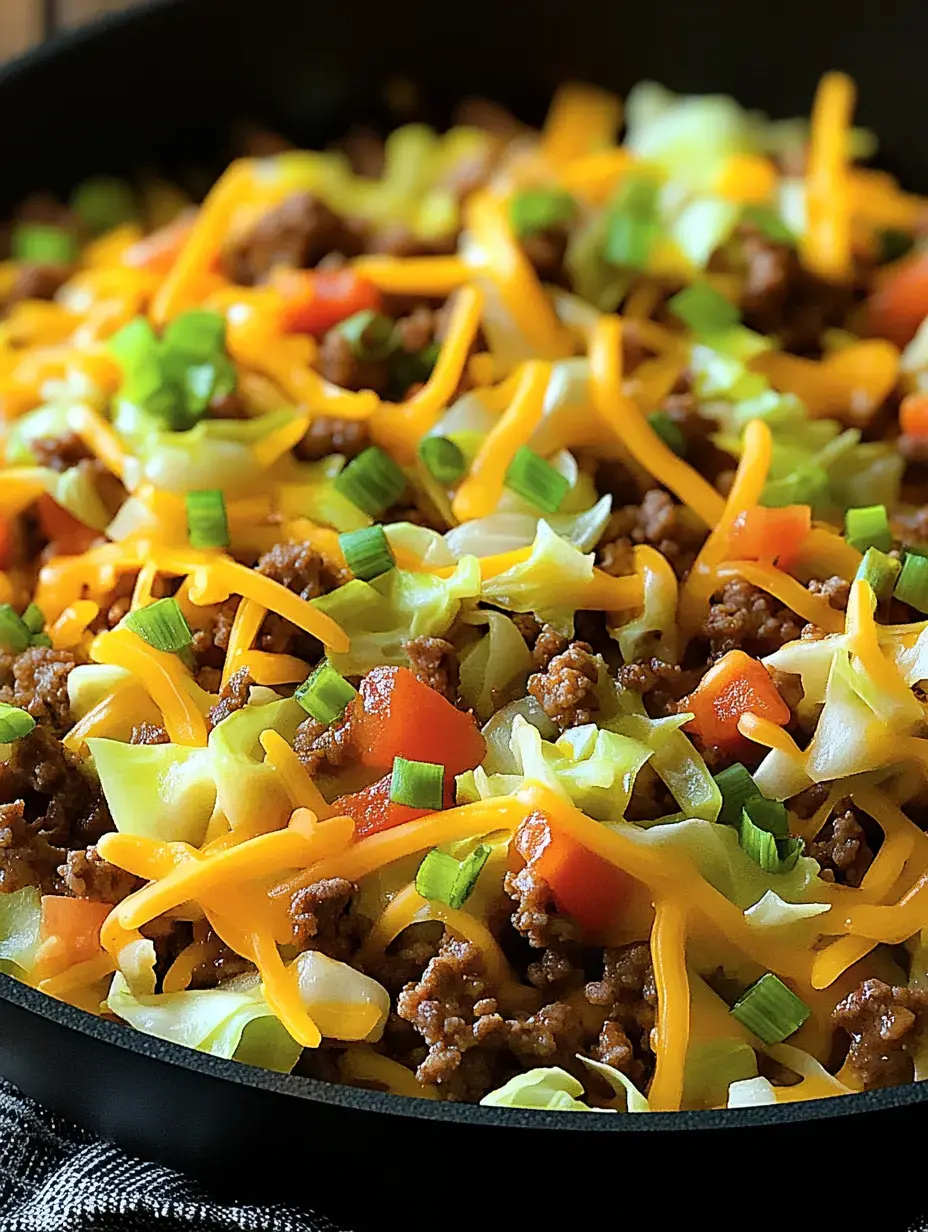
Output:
[[3, 71, 928, 1113]]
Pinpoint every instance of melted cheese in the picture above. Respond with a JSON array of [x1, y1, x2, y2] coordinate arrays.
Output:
[[351, 255, 471, 295], [802, 72, 855, 282], [541, 83, 622, 166], [259, 731, 334, 820], [648, 899, 690, 1113], [719, 562, 845, 634]]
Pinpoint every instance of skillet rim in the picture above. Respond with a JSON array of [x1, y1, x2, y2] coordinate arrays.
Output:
[[2, 0, 928, 1138]]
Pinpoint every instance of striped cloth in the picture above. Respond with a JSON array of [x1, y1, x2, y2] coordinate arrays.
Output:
[[0, 1081, 348, 1231]]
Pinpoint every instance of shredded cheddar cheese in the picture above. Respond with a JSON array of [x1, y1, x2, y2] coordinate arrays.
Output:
[[802, 71, 855, 282]]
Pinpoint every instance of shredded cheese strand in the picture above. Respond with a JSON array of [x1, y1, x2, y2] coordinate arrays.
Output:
[[91, 627, 208, 746], [541, 83, 622, 166], [350, 255, 471, 296], [647, 900, 690, 1113], [802, 71, 855, 282], [719, 562, 845, 635], [222, 598, 266, 687], [259, 731, 334, 819]]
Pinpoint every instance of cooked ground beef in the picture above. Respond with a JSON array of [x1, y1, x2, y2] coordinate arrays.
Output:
[[317, 328, 392, 394], [809, 803, 875, 887], [222, 192, 365, 284], [0, 728, 111, 893], [58, 845, 139, 903], [188, 929, 256, 990], [294, 415, 371, 463], [248, 541, 347, 658], [207, 667, 253, 729], [616, 658, 689, 717], [288, 877, 363, 961], [701, 578, 804, 659], [293, 706, 357, 776], [2, 263, 72, 313], [807, 575, 851, 611], [585, 943, 657, 1083], [833, 978, 928, 1088], [527, 641, 600, 729], [511, 614, 570, 671], [503, 864, 581, 950], [0, 646, 82, 736], [404, 635, 459, 704], [520, 226, 571, 287], [30, 433, 93, 472], [129, 722, 169, 745], [599, 489, 705, 580]]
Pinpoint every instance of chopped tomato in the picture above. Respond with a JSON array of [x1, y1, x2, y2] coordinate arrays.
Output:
[[34, 896, 110, 980], [0, 518, 12, 570], [727, 504, 812, 570], [36, 495, 99, 556], [274, 268, 383, 337], [515, 811, 629, 935], [123, 211, 195, 276], [335, 772, 455, 841], [900, 393, 928, 439], [355, 666, 486, 777], [682, 649, 791, 753], [867, 249, 928, 347]]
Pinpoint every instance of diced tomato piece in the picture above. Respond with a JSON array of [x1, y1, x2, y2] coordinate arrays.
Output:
[[515, 810, 629, 935], [35, 896, 110, 980], [355, 666, 486, 777], [274, 268, 382, 337], [867, 249, 928, 348], [335, 772, 454, 841], [682, 649, 791, 753], [900, 393, 928, 439], [36, 494, 99, 556], [727, 504, 812, 570]]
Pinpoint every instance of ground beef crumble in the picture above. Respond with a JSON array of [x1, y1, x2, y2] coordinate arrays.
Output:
[[129, 722, 169, 745], [288, 877, 363, 961], [404, 635, 459, 704], [833, 979, 928, 1088], [808, 802, 875, 887], [527, 641, 600, 730], [222, 192, 365, 285], [504, 865, 581, 950], [599, 489, 706, 580], [293, 706, 357, 776], [701, 578, 804, 659], [0, 646, 83, 737], [585, 942, 657, 1083], [207, 667, 254, 729], [58, 845, 139, 903], [294, 415, 370, 463]]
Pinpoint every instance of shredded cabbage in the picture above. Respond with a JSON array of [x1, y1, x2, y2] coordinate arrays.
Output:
[[479, 1067, 600, 1112], [89, 738, 216, 846], [458, 611, 533, 721], [313, 557, 480, 676], [804, 650, 898, 782], [444, 496, 612, 561], [208, 696, 304, 832], [292, 951, 390, 1042], [479, 520, 592, 635], [727, 1076, 777, 1107], [0, 886, 42, 977], [578, 1055, 649, 1112]]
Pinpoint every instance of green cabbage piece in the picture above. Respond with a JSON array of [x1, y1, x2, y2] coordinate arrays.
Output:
[[88, 738, 216, 846], [444, 496, 612, 560], [459, 612, 533, 722], [479, 520, 592, 636], [684, 975, 758, 1109], [312, 557, 480, 676], [804, 650, 900, 782], [479, 696, 557, 776], [5, 404, 74, 465], [67, 664, 133, 720], [208, 696, 305, 831], [479, 1067, 598, 1112], [0, 886, 42, 976], [578, 1055, 649, 1112], [106, 971, 301, 1072]]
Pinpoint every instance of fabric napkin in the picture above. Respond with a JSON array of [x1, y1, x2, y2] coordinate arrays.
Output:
[[0, 1080, 349, 1232]]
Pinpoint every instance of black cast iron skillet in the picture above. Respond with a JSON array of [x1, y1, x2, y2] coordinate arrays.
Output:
[[2, 2, 928, 1227]]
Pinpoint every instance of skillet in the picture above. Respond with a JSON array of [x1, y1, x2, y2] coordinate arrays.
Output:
[[2, 1, 928, 1226]]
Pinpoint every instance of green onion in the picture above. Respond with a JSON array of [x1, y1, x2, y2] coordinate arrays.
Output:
[[855, 547, 901, 605], [29, 633, 53, 649], [334, 447, 407, 517], [335, 311, 397, 361], [294, 660, 357, 725], [877, 228, 914, 265], [741, 204, 796, 246], [894, 552, 928, 613], [603, 213, 660, 270], [338, 525, 395, 581], [714, 763, 760, 827], [108, 316, 158, 367], [124, 598, 193, 654], [0, 704, 36, 744], [418, 435, 467, 485], [740, 795, 799, 874], [415, 843, 491, 909], [668, 282, 740, 335], [509, 189, 575, 237], [845, 504, 892, 553], [0, 605, 32, 654], [504, 446, 570, 514], [70, 176, 137, 235], [647, 411, 687, 457], [390, 756, 445, 810], [10, 224, 77, 266], [21, 604, 44, 635], [729, 973, 811, 1045], [185, 490, 230, 550], [164, 310, 227, 362], [613, 176, 661, 215], [742, 795, 789, 839]]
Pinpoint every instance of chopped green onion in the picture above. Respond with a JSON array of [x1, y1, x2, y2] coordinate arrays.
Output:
[[845, 504, 891, 553], [390, 756, 445, 810], [335, 310, 397, 361], [334, 446, 407, 518], [742, 795, 788, 840], [668, 282, 740, 335], [777, 835, 805, 872], [415, 844, 491, 909], [164, 310, 227, 361], [70, 176, 137, 235], [338, 525, 395, 581], [185, 490, 230, 550], [29, 633, 53, 649], [124, 598, 193, 654], [294, 660, 357, 725], [729, 973, 811, 1045], [10, 224, 77, 265], [877, 228, 914, 265], [108, 316, 158, 367], [613, 176, 661, 215], [714, 763, 760, 827], [509, 189, 575, 236], [855, 547, 901, 605], [418, 435, 467, 485], [894, 552, 928, 613], [603, 213, 660, 270], [647, 411, 687, 457], [0, 605, 31, 654], [21, 604, 44, 635], [741, 204, 796, 246], [0, 704, 36, 744], [504, 446, 570, 514]]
